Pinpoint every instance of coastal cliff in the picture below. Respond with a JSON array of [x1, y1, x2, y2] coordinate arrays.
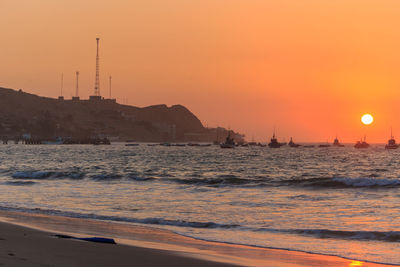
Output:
[[0, 87, 215, 142], [0, 88, 208, 142]]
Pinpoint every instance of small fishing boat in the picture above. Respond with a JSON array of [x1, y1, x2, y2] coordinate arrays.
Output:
[[354, 136, 369, 149], [220, 133, 235, 149], [385, 129, 398, 149], [333, 137, 345, 147], [268, 131, 285, 148], [288, 137, 301, 147]]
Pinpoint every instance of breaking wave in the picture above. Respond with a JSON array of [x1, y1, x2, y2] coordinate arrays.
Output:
[[257, 228, 400, 243], [0, 206, 239, 229], [283, 177, 400, 188], [12, 171, 84, 180], [1, 205, 399, 243], [4, 181, 36, 186], [10, 171, 400, 189]]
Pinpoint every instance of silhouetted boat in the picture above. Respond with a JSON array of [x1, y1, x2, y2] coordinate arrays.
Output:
[[385, 129, 398, 149], [354, 136, 369, 149], [220, 133, 235, 148], [268, 132, 285, 148], [288, 137, 301, 147], [125, 143, 139, 146], [333, 137, 345, 147]]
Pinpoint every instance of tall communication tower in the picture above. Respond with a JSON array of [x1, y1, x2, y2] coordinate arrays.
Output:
[[60, 73, 64, 96], [58, 73, 64, 100], [94, 38, 100, 96], [75, 71, 80, 97], [109, 75, 112, 99]]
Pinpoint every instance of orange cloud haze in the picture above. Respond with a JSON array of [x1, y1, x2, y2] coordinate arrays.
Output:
[[1, 0, 400, 142]]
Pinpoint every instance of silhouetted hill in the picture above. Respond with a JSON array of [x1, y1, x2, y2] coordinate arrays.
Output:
[[0, 87, 208, 141]]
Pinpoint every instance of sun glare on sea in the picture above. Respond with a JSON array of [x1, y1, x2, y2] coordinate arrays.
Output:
[[349, 260, 363, 267], [361, 114, 373, 125]]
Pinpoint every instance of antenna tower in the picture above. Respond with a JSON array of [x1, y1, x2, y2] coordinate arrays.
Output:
[[109, 75, 112, 99], [75, 71, 80, 97], [60, 73, 64, 96], [94, 38, 100, 96]]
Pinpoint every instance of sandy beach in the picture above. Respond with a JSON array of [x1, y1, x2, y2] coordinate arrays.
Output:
[[0, 210, 394, 267]]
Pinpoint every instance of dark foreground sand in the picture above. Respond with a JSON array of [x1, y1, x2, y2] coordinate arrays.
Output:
[[0, 221, 236, 267], [0, 211, 394, 267]]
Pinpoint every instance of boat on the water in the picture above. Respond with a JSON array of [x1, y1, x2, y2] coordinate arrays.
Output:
[[333, 137, 345, 147], [268, 131, 286, 148], [354, 136, 370, 149], [288, 137, 301, 147], [220, 133, 235, 148], [385, 129, 398, 149]]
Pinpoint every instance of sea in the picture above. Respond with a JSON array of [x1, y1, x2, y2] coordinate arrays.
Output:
[[1, 143, 400, 265]]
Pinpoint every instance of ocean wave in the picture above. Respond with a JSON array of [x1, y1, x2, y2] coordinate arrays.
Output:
[[12, 171, 84, 180], [127, 175, 156, 181], [260, 228, 400, 243], [165, 176, 268, 186], [4, 181, 36, 186], [91, 174, 123, 180], [1, 205, 400, 244], [0, 206, 240, 229], [10, 170, 400, 189], [283, 177, 400, 188]]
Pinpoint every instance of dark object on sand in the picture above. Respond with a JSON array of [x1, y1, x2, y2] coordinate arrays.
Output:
[[54, 234, 116, 244]]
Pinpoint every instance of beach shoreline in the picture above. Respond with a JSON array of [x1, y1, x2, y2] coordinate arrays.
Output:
[[0, 210, 394, 267]]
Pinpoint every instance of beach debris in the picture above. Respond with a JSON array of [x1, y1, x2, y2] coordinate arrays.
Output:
[[53, 234, 116, 244]]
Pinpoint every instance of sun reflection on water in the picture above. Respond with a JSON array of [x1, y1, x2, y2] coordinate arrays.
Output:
[[349, 260, 363, 267]]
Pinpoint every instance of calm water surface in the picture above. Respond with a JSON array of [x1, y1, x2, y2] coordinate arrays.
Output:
[[0, 144, 400, 265]]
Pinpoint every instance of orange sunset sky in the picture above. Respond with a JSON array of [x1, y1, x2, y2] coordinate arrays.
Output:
[[1, 0, 400, 142]]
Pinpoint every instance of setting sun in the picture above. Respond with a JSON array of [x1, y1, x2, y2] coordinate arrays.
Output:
[[361, 114, 374, 125]]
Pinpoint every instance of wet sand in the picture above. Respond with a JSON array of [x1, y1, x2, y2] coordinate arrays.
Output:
[[0, 210, 394, 267]]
